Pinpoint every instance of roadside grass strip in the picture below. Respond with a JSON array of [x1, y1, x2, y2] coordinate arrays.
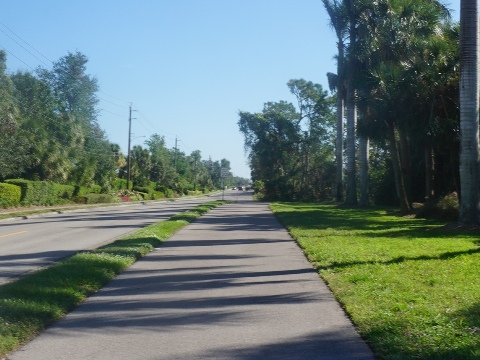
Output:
[[0, 200, 227, 357], [270, 203, 480, 360]]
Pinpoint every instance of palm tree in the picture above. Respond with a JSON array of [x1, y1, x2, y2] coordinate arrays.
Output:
[[353, 0, 452, 213], [458, 0, 480, 224], [344, 0, 359, 205], [323, 0, 348, 202]]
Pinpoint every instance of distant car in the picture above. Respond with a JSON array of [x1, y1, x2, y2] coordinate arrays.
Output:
[[238, 186, 243, 190], [232, 187, 236, 190]]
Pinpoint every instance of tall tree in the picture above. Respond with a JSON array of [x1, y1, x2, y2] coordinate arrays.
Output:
[[38, 51, 103, 186], [146, 134, 176, 188], [354, 0, 452, 212], [0, 51, 27, 180], [323, 0, 348, 202], [344, 0, 364, 205], [11, 71, 72, 182], [238, 101, 301, 200], [458, 0, 480, 224]]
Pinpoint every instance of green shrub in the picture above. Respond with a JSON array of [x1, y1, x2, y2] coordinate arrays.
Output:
[[5, 179, 57, 205], [83, 194, 114, 204], [152, 191, 165, 200], [5, 179, 32, 202], [133, 186, 154, 200], [91, 185, 102, 194], [74, 185, 102, 197], [252, 180, 265, 194], [54, 184, 75, 199], [0, 183, 21, 203], [113, 178, 128, 190], [187, 190, 202, 196], [74, 185, 90, 197], [0, 198, 19, 208], [164, 188, 174, 198]]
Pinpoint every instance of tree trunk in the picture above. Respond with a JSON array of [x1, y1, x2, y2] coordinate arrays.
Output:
[[459, 0, 480, 224], [345, 0, 358, 205], [399, 129, 412, 206], [387, 121, 412, 213], [335, 89, 345, 202], [345, 85, 357, 205], [359, 135, 369, 207], [424, 143, 435, 204], [335, 41, 345, 203]]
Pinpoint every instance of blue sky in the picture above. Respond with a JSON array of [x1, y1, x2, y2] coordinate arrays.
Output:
[[0, 1, 460, 179]]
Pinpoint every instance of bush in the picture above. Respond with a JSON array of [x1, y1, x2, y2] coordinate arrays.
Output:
[[113, 178, 129, 191], [74, 185, 90, 197], [5, 179, 57, 205], [74, 185, 102, 197], [164, 188, 174, 198], [0, 183, 22, 203], [152, 191, 165, 200], [133, 186, 154, 200], [110, 189, 143, 202], [416, 192, 459, 221], [91, 185, 102, 194], [83, 194, 114, 204], [54, 184, 75, 199], [0, 198, 19, 208]]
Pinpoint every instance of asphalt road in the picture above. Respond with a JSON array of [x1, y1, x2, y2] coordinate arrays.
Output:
[[8, 192, 374, 360], [0, 191, 240, 285]]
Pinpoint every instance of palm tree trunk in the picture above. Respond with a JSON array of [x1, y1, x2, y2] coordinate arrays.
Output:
[[424, 143, 435, 203], [459, 0, 480, 224], [335, 40, 345, 202], [387, 121, 411, 213], [335, 88, 345, 202], [399, 130, 412, 205], [345, 84, 357, 205], [359, 135, 369, 207]]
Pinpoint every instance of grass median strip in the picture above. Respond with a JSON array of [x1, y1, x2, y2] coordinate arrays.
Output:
[[0, 200, 228, 357], [270, 202, 480, 360]]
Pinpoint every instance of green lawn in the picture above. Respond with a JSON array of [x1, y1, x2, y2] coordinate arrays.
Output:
[[270, 203, 480, 360], [0, 200, 227, 357]]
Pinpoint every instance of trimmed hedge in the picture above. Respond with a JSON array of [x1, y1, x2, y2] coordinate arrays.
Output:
[[54, 184, 75, 199], [4, 180, 103, 206], [5, 179, 55, 204], [82, 194, 114, 204], [74, 185, 102, 197], [0, 183, 22, 203]]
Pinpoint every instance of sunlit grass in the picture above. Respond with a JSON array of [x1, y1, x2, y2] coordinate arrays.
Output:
[[271, 203, 480, 360], [0, 200, 227, 357]]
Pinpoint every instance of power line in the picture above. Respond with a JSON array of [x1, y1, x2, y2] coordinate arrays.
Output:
[[0, 22, 52, 67], [0, 44, 36, 71]]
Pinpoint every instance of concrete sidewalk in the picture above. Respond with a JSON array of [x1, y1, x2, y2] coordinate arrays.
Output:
[[9, 194, 375, 360]]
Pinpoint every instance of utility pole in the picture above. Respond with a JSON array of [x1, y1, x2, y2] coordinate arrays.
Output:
[[126, 104, 132, 190], [173, 137, 178, 169]]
